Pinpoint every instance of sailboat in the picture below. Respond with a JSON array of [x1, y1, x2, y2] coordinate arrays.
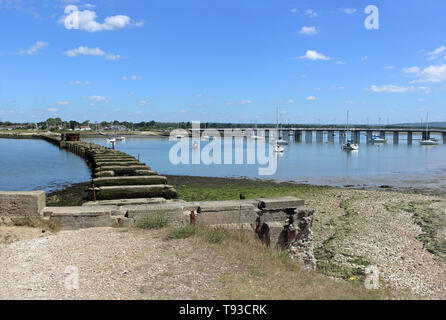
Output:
[[369, 135, 386, 144], [420, 113, 439, 145], [251, 120, 265, 140], [369, 118, 387, 144], [273, 144, 284, 153], [274, 106, 289, 145], [342, 111, 359, 151]]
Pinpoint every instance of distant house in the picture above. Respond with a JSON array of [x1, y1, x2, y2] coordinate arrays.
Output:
[[79, 126, 92, 131]]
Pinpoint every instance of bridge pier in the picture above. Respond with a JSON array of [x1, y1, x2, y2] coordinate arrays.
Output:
[[339, 131, 346, 143], [443, 132, 446, 144], [294, 130, 302, 142], [305, 131, 313, 143], [366, 131, 372, 143], [328, 131, 334, 143], [380, 131, 386, 139], [393, 131, 399, 144], [407, 132, 413, 145], [316, 131, 323, 143], [352, 131, 360, 144]]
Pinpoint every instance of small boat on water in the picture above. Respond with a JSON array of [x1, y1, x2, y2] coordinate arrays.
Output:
[[419, 113, 439, 146], [107, 137, 116, 144], [369, 135, 387, 144], [201, 135, 210, 141], [341, 111, 359, 151], [115, 136, 126, 142], [176, 134, 185, 139], [420, 139, 439, 146], [273, 144, 284, 153], [276, 137, 289, 145], [342, 140, 359, 151]]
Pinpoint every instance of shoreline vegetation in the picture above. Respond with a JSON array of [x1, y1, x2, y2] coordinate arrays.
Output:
[[42, 174, 446, 299]]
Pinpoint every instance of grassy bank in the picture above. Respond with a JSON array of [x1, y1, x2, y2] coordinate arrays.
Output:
[[165, 175, 332, 201]]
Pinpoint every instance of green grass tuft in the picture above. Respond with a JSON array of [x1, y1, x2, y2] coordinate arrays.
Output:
[[136, 212, 170, 230]]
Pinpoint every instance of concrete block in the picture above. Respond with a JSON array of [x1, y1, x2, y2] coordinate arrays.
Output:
[[93, 175, 168, 187], [0, 191, 46, 216]]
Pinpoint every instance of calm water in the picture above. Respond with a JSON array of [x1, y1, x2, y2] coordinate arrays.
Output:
[[84, 133, 446, 191], [1, 134, 445, 192], [0, 138, 91, 192]]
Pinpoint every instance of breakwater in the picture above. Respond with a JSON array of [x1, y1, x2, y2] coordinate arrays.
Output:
[[58, 135, 178, 201]]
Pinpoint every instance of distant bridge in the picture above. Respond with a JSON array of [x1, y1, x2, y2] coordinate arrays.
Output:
[[189, 127, 446, 144]]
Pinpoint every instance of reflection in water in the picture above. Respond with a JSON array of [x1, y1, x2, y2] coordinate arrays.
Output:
[[0, 138, 91, 192]]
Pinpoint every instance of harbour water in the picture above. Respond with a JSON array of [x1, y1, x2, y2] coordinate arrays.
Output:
[[84, 132, 446, 192], [0, 138, 91, 192], [1, 133, 445, 193]]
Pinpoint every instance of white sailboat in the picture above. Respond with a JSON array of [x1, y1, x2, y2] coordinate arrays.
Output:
[[342, 111, 359, 151], [369, 135, 386, 144], [106, 137, 116, 144], [420, 113, 439, 145], [273, 144, 284, 153], [274, 106, 289, 145], [369, 118, 387, 144]]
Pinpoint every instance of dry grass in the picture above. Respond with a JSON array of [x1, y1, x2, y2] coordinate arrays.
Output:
[[165, 225, 396, 300], [11, 214, 59, 232]]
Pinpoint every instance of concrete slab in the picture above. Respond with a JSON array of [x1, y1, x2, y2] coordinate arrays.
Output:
[[0, 191, 46, 216]]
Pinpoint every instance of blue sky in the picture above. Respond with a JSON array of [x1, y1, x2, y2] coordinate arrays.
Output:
[[1, 0, 446, 124]]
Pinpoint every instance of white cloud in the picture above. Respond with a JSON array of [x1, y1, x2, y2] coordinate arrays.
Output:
[[403, 66, 420, 74], [303, 9, 318, 18], [330, 86, 345, 90], [361, 56, 368, 61], [384, 65, 395, 69], [59, 5, 143, 32], [336, 60, 345, 65], [427, 46, 445, 61], [56, 101, 69, 106], [139, 99, 150, 106], [69, 80, 90, 85], [410, 64, 446, 83], [370, 85, 431, 94], [65, 46, 104, 57], [47, 108, 59, 112], [64, 46, 120, 60], [300, 50, 330, 61], [226, 99, 253, 105], [305, 96, 318, 101], [340, 8, 357, 14], [122, 75, 142, 81], [298, 26, 318, 35], [106, 53, 121, 60], [18, 41, 48, 55], [89, 95, 108, 102], [290, 8, 298, 13], [344, 101, 359, 104]]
